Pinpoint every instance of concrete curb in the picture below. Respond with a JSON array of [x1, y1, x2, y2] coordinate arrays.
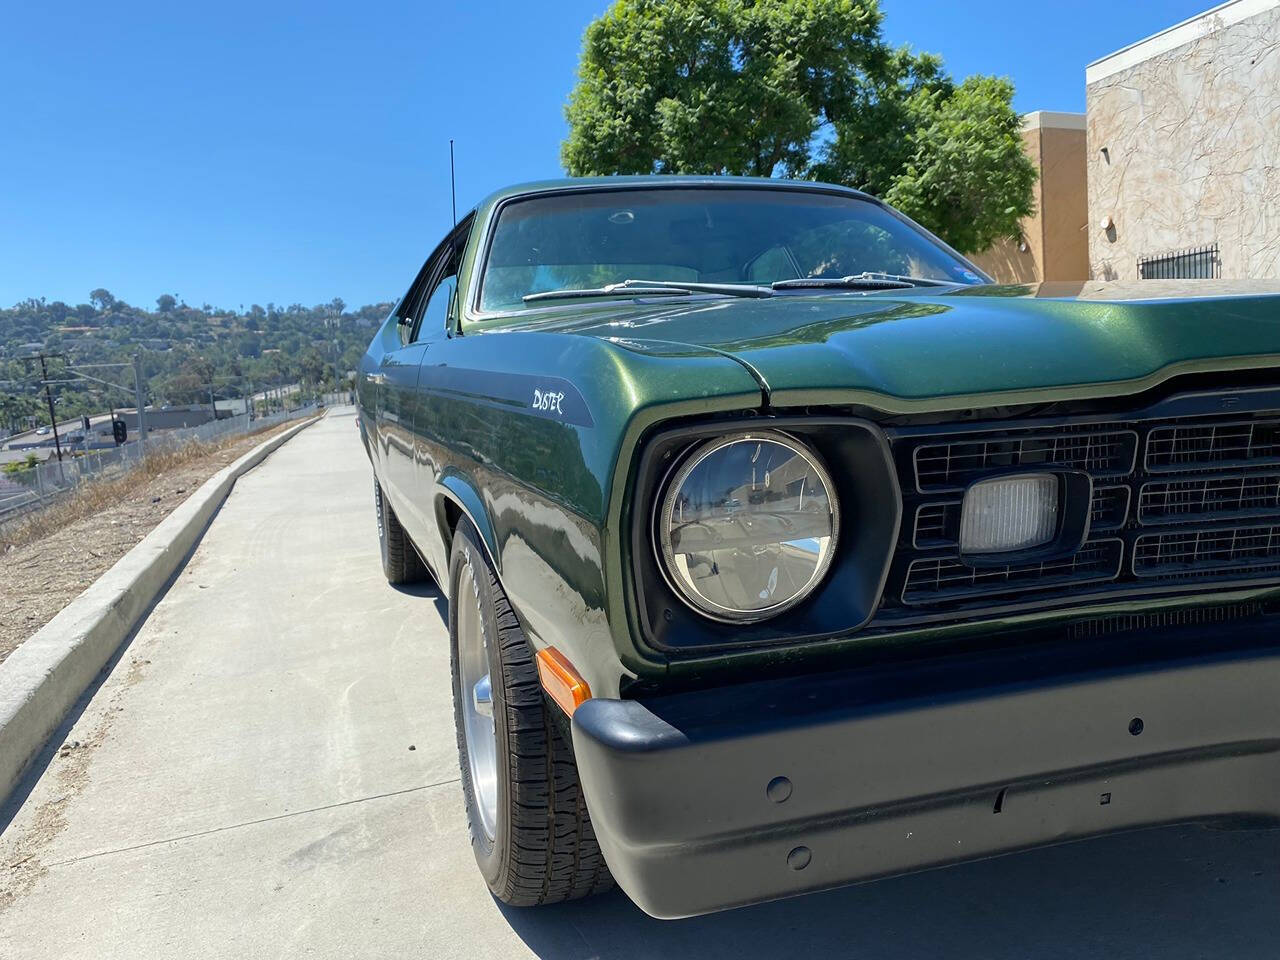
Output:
[[0, 415, 320, 804]]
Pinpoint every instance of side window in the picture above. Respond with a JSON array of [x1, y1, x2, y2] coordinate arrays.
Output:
[[406, 214, 473, 342], [416, 275, 457, 341]]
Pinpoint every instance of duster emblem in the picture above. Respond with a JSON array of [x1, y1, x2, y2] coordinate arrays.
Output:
[[532, 388, 565, 416]]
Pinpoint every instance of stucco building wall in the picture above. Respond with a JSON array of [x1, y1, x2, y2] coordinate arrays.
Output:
[[1086, 0, 1280, 280]]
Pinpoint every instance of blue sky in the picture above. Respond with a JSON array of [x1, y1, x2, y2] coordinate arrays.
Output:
[[0, 0, 1212, 311]]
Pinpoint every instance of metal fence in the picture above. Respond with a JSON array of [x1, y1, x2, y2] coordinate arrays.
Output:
[[1137, 243, 1221, 280], [0, 404, 318, 523]]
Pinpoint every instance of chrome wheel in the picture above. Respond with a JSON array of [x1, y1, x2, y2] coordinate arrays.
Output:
[[457, 559, 498, 841]]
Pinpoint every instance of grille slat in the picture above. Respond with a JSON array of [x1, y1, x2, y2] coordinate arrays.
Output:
[[1139, 473, 1280, 524], [1133, 525, 1280, 578], [914, 429, 1137, 491], [1091, 485, 1131, 532], [903, 540, 1122, 605], [1146, 419, 1280, 471], [912, 502, 957, 548]]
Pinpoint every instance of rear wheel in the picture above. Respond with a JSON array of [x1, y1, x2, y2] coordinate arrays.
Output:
[[374, 478, 429, 585], [448, 520, 612, 905]]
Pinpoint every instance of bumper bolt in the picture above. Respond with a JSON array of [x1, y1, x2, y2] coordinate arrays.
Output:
[[787, 846, 812, 871], [767, 776, 793, 803], [1129, 717, 1144, 736]]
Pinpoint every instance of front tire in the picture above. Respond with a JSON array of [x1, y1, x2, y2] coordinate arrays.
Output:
[[448, 520, 612, 905], [374, 478, 429, 585]]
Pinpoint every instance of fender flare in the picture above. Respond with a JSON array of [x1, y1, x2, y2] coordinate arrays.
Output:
[[437, 470, 502, 577]]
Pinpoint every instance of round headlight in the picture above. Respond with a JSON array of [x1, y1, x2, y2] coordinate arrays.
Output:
[[656, 431, 839, 622]]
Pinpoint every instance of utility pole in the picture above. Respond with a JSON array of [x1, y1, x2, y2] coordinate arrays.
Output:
[[133, 353, 148, 456], [37, 353, 65, 462]]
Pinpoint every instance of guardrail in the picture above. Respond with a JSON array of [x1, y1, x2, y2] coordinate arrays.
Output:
[[0, 405, 319, 523]]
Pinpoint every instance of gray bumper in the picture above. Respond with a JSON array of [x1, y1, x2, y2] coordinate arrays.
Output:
[[572, 628, 1280, 919]]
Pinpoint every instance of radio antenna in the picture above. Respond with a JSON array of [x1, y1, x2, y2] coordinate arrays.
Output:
[[449, 139, 457, 226]]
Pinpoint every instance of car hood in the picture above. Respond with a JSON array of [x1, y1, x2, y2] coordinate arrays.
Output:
[[538, 280, 1280, 411]]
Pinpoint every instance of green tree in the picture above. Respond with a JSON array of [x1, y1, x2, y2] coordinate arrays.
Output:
[[563, 0, 884, 178], [881, 76, 1036, 254], [562, 0, 1035, 253], [156, 294, 178, 313], [89, 288, 116, 311]]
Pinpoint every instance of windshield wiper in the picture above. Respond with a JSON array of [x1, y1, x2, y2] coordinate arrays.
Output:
[[523, 278, 774, 304], [771, 272, 951, 291]]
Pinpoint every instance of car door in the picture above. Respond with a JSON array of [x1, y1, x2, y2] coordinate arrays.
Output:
[[379, 217, 472, 554], [371, 288, 432, 541]]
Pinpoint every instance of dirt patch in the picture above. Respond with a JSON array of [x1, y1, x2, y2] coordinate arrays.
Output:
[[0, 422, 297, 663]]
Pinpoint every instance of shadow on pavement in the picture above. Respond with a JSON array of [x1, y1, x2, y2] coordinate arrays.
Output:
[[500, 824, 1280, 959], [389, 582, 442, 600]]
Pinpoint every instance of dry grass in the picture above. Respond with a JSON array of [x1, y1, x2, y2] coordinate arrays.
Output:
[[0, 422, 292, 553]]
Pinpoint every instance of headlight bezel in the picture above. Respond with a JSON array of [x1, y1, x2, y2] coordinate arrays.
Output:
[[653, 430, 841, 623], [627, 416, 902, 656]]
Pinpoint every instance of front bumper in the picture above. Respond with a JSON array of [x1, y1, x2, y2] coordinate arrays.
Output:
[[572, 625, 1280, 919]]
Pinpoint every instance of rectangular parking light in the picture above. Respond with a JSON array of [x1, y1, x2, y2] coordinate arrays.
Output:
[[959, 473, 1059, 554]]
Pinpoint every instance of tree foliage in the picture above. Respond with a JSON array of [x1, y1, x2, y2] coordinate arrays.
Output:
[[881, 76, 1036, 254], [562, 0, 1036, 253]]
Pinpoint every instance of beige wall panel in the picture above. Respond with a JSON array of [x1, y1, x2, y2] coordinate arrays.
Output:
[[1087, 4, 1280, 280]]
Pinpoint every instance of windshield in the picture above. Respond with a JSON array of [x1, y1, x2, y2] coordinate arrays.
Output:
[[479, 187, 984, 311]]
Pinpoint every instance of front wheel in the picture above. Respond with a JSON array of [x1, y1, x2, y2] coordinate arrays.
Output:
[[448, 520, 612, 905]]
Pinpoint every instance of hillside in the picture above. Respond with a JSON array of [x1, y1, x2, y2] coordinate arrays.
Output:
[[1, 290, 391, 430]]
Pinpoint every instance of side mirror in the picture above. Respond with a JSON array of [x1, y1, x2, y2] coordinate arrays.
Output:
[[396, 314, 413, 346]]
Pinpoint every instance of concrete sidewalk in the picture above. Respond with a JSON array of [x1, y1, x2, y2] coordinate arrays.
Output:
[[3, 408, 1279, 959]]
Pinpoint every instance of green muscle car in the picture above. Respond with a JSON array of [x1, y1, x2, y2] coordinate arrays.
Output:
[[357, 176, 1280, 919]]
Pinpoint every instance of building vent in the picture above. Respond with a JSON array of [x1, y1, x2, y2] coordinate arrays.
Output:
[[1137, 243, 1220, 279]]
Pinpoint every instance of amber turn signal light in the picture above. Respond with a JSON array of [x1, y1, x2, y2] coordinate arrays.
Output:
[[535, 647, 592, 717]]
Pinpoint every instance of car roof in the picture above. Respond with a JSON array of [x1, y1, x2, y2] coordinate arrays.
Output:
[[472, 175, 879, 218]]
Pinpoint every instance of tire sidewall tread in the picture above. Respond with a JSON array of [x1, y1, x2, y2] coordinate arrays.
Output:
[[447, 520, 612, 906]]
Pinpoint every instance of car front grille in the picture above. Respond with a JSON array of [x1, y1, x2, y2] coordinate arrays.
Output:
[[880, 391, 1280, 621]]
